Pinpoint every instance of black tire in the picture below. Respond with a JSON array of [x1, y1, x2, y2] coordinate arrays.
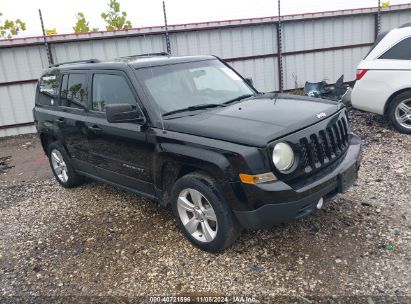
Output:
[[47, 142, 84, 188], [171, 172, 241, 253], [388, 91, 411, 134]]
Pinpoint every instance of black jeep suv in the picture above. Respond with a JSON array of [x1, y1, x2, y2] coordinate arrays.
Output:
[[33, 54, 362, 252]]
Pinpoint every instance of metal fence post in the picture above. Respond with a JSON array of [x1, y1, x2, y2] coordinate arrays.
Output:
[[38, 9, 54, 66], [376, 0, 381, 39], [276, 0, 284, 92], [163, 1, 172, 54]]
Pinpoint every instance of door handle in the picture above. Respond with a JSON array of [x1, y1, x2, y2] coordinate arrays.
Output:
[[88, 125, 102, 134], [55, 118, 65, 125]]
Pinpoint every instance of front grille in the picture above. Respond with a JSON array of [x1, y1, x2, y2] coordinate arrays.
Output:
[[298, 116, 349, 173]]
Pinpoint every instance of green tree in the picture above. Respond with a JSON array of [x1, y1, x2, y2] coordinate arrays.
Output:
[[73, 12, 98, 33], [101, 0, 132, 30], [382, 1, 390, 8], [0, 12, 26, 39], [46, 28, 57, 35]]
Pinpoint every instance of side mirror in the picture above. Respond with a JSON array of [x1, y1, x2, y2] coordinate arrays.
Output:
[[245, 77, 254, 87], [105, 104, 144, 123]]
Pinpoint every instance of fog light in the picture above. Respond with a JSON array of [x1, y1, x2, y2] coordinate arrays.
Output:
[[316, 197, 324, 209]]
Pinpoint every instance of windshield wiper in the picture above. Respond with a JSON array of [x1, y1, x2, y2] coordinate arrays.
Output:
[[223, 94, 255, 105], [162, 103, 226, 117]]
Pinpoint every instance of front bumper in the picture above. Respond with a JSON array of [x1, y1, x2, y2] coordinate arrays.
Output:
[[234, 133, 362, 230]]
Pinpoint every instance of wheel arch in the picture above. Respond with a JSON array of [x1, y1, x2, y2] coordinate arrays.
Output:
[[153, 145, 237, 206], [384, 87, 411, 116], [39, 132, 58, 154]]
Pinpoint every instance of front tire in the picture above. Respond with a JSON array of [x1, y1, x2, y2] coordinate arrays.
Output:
[[388, 91, 411, 134], [171, 172, 241, 253], [47, 142, 84, 188]]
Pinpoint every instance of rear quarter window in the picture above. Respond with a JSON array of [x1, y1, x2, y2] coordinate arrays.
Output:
[[37, 72, 60, 106], [60, 73, 89, 109], [379, 37, 411, 60]]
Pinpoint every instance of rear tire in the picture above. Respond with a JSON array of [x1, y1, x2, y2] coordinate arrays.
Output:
[[47, 142, 84, 188], [388, 91, 411, 134], [171, 172, 241, 253]]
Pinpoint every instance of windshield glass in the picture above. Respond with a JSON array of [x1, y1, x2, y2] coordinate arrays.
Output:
[[135, 59, 255, 114]]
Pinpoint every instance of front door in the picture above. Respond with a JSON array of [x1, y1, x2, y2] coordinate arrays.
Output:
[[85, 71, 155, 196]]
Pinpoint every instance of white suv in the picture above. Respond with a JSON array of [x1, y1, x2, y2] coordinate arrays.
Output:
[[351, 24, 411, 133]]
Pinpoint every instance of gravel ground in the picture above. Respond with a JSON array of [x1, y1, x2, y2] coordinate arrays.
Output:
[[0, 109, 410, 302]]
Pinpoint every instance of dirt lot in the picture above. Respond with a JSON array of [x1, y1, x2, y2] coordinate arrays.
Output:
[[0, 109, 410, 302]]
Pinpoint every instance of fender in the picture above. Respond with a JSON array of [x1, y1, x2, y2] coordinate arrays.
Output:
[[151, 142, 250, 209], [153, 142, 236, 186]]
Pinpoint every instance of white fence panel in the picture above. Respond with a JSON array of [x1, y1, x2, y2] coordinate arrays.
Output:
[[230, 57, 278, 92], [283, 46, 371, 90], [283, 15, 375, 52], [51, 35, 166, 63], [170, 24, 277, 58], [0, 46, 48, 83], [0, 82, 36, 126]]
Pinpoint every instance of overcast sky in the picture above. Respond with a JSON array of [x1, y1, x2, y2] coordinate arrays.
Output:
[[1, 0, 410, 38]]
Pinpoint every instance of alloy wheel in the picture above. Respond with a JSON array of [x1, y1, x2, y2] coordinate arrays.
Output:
[[50, 149, 68, 183], [395, 98, 411, 130], [177, 188, 218, 243]]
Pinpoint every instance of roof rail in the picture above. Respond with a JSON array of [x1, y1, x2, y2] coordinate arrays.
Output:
[[117, 52, 169, 60], [50, 59, 101, 68]]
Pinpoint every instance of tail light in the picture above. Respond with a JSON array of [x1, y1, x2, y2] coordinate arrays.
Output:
[[356, 69, 368, 81]]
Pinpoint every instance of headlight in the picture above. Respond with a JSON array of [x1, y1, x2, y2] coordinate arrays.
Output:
[[272, 142, 295, 172]]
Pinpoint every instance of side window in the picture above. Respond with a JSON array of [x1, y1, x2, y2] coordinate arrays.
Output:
[[61, 74, 88, 109], [37, 72, 60, 106], [92, 74, 136, 111], [379, 37, 411, 60]]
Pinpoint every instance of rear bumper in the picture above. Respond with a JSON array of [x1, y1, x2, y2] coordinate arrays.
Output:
[[233, 134, 362, 230]]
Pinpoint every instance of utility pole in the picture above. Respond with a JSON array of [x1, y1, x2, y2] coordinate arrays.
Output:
[[276, 0, 283, 92], [163, 1, 172, 54], [38, 9, 54, 66]]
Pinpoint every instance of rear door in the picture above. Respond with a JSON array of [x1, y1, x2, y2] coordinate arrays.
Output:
[[85, 70, 155, 196], [55, 71, 95, 174]]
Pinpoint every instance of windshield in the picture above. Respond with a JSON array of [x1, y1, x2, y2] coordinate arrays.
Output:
[[135, 59, 255, 114]]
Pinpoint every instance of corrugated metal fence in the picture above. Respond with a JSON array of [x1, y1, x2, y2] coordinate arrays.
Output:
[[1, 4, 411, 137]]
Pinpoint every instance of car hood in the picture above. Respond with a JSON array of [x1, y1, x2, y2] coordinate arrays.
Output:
[[164, 93, 344, 147]]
